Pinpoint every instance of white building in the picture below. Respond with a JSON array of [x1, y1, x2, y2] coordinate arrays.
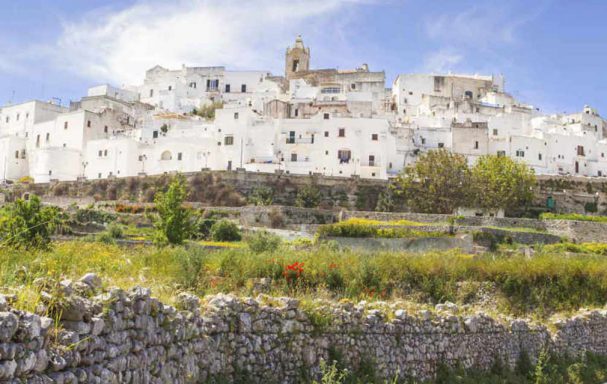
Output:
[[2, 36, 607, 183]]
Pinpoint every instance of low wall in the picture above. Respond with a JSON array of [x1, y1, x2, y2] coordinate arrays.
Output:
[[544, 220, 607, 243], [3, 276, 607, 383], [328, 234, 473, 253]]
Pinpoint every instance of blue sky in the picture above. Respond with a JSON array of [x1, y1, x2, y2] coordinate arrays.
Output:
[[1, 0, 606, 114]]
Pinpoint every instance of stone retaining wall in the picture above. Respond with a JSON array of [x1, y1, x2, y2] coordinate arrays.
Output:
[[2, 276, 607, 383]]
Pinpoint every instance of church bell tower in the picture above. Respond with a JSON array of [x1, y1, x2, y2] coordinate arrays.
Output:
[[285, 35, 310, 80]]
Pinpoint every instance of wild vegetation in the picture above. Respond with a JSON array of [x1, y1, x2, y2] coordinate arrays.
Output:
[[3, 240, 607, 318], [540, 212, 607, 223]]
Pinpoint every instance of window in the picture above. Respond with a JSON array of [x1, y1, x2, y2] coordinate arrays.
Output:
[[64, 121, 68, 129], [177, 152, 183, 161], [104, 150, 108, 157], [421, 137, 426, 145], [464, 90, 473, 99], [45, 133, 50, 142], [474, 141, 479, 149], [168, 86, 172, 91], [338, 128, 345, 137], [324, 113, 330, 120], [408, 91, 413, 96], [368, 155, 375, 167], [599, 171, 603, 177], [324, 131, 329, 137], [438, 143, 444, 148], [291, 153, 297, 162], [516, 150, 525, 157], [234, 112, 239, 120], [538, 153, 543, 161], [325, 150, 329, 155], [189, 82, 197, 89], [493, 129, 498, 136], [371, 134, 378, 141], [16, 114, 19, 121], [241, 84, 247, 93], [104, 126, 108, 133], [351, 83, 356, 90], [5, 116, 8, 123], [36, 135, 40, 148], [287, 131, 295, 144], [153, 131, 159, 139], [87, 120, 91, 128], [338, 150, 351, 164], [14, 151, 19, 159], [577, 145, 585, 156], [321, 87, 340, 94], [225, 84, 230, 93], [98, 150, 103, 157], [225, 136, 234, 145], [292, 59, 299, 72], [20, 150, 25, 159], [161, 151, 172, 161], [294, 109, 299, 117], [149, 89, 154, 97]]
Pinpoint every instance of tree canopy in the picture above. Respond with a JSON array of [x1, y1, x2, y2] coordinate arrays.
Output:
[[392, 150, 536, 214], [471, 155, 536, 211]]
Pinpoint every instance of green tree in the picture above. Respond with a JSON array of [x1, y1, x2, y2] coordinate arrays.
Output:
[[470, 155, 536, 211], [153, 175, 192, 245], [394, 149, 470, 214], [295, 185, 321, 208], [0, 194, 63, 250]]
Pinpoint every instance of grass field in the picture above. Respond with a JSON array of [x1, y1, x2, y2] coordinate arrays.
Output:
[[4, 240, 607, 318]]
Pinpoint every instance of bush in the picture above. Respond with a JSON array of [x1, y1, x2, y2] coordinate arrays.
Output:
[[0, 195, 64, 250], [248, 186, 274, 206], [106, 222, 124, 239], [246, 230, 282, 253], [296, 185, 321, 208], [210, 220, 242, 242], [317, 219, 445, 239]]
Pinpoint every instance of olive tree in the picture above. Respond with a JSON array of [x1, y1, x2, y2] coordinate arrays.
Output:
[[393, 150, 471, 214], [470, 155, 536, 211]]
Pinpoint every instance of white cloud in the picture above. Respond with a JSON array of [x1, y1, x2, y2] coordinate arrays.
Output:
[[422, 49, 463, 73], [51, 0, 375, 86], [424, 5, 532, 48]]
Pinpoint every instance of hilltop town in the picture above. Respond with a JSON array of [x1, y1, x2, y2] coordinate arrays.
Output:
[[1, 35, 606, 183]]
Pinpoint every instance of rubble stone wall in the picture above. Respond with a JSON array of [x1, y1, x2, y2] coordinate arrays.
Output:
[[1, 277, 607, 383]]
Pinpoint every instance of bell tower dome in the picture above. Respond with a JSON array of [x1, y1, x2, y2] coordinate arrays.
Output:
[[285, 35, 310, 80]]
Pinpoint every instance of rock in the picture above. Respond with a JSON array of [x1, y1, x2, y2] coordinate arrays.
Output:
[[0, 359, 17, 379], [0, 296, 8, 312], [175, 293, 200, 312], [79, 273, 102, 291], [0, 312, 19, 342]]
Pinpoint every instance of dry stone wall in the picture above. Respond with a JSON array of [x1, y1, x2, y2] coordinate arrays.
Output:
[[1, 275, 607, 383]]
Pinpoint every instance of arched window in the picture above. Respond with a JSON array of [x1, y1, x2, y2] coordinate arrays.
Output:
[[160, 150, 172, 161], [464, 90, 473, 99]]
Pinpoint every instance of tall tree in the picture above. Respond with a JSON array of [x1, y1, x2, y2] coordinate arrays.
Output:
[[153, 175, 192, 245], [394, 149, 470, 214], [470, 155, 536, 211]]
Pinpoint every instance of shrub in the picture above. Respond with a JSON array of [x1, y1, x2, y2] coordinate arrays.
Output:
[[0, 195, 64, 250], [248, 186, 274, 206], [317, 219, 444, 239], [296, 185, 321, 208], [210, 219, 242, 242], [106, 222, 124, 239], [246, 230, 282, 253]]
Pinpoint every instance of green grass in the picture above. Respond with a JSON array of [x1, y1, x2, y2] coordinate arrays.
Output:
[[541, 212, 607, 223], [4, 241, 607, 318]]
